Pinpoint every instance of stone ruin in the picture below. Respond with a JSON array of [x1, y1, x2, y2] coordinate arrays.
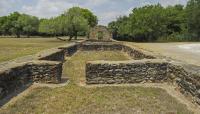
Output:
[[0, 38, 200, 106], [89, 25, 112, 41]]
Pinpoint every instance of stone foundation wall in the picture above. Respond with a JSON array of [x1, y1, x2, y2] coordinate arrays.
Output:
[[80, 41, 155, 59], [86, 59, 169, 84], [86, 60, 200, 105], [168, 63, 200, 105], [59, 43, 79, 57], [0, 60, 62, 99], [0, 43, 81, 99], [38, 49, 65, 62], [28, 61, 62, 83]]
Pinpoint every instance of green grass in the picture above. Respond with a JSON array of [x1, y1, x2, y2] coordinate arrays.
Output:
[[0, 51, 193, 114], [0, 38, 70, 62]]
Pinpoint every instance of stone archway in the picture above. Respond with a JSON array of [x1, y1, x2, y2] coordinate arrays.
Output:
[[89, 25, 112, 41]]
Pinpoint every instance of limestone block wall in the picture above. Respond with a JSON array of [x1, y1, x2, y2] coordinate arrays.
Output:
[[59, 43, 79, 57], [28, 61, 62, 84], [38, 49, 65, 62], [121, 44, 156, 59], [86, 59, 169, 84], [80, 41, 155, 59], [168, 63, 200, 105], [86, 59, 200, 105], [0, 63, 30, 99], [0, 60, 62, 99], [0, 43, 81, 99]]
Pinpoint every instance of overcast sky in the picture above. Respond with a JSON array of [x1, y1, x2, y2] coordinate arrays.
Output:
[[0, 0, 188, 25]]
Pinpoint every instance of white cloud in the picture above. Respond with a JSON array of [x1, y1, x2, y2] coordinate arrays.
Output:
[[0, 0, 17, 16], [21, 0, 75, 18], [98, 11, 124, 25], [159, 0, 186, 7]]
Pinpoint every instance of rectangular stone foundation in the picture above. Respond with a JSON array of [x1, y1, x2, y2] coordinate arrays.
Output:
[[86, 59, 200, 105]]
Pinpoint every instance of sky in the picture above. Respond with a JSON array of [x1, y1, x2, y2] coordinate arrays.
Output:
[[0, 0, 188, 25]]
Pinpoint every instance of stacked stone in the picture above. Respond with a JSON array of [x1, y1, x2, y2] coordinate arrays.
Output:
[[86, 59, 200, 105], [86, 60, 168, 84], [168, 63, 200, 105], [0, 64, 30, 99], [80, 41, 156, 59], [39, 49, 65, 62], [28, 61, 62, 84]]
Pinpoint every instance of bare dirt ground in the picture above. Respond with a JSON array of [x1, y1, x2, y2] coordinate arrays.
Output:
[[128, 42, 200, 66]]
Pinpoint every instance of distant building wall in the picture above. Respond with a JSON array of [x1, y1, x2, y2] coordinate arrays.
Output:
[[89, 25, 112, 41]]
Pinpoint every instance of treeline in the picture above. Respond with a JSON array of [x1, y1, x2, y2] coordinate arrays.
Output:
[[0, 7, 97, 40], [108, 0, 200, 42]]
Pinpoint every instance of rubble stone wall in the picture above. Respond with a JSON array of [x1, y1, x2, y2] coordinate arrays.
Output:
[[80, 41, 156, 59], [0, 60, 62, 99], [86, 59, 200, 105], [0, 43, 80, 99], [86, 59, 169, 84]]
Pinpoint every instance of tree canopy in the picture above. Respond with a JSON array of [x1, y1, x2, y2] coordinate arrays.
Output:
[[39, 7, 97, 40], [0, 7, 97, 39], [0, 2, 200, 42], [108, 0, 200, 42]]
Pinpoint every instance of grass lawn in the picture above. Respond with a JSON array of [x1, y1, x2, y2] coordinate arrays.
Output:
[[0, 38, 70, 62], [0, 51, 192, 114]]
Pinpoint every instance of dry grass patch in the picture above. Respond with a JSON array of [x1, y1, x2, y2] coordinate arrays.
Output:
[[0, 38, 71, 62], [0, 51, 193, 114]]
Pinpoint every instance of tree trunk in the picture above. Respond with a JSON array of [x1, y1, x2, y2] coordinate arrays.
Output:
[[17, 33, 20, 38], [27, 34, 30, 38], [68, 35, 73, 41], [74, 31, 78, 40]]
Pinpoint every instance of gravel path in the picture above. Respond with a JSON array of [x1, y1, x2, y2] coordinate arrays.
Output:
[[130, 42, 200, 66]]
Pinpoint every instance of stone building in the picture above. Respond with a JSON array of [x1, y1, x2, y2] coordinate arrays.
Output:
[[89, 25, 112, 41]]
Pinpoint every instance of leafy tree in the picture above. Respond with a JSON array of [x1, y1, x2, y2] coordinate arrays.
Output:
[[39, 7, 96, 40], [63, 7, 89, 40], [18, 14, 39, 37], [0, 16, 8, 35], [81, 8, 98, 27], [165, 5, 186, 35], [186, 0, 200, 39], [108, 4, 192, 42], [7, 12, 22, 38]]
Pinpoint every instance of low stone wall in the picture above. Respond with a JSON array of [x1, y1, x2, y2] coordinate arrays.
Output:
[[59, 43, 79, 57], [86, 59, 200, 105], [121, 44, 156, 59], [80, 41, 156, 59], [38, 48, 65, 62], [0, 60, 62, 99], [86, 59, 169, 84], [0, 42, 82, 100], [168, 63, 200, 105], [28, 60, 62, 83]]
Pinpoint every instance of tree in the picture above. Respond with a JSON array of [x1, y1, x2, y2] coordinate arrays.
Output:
[[7, 12, 22, 38], [81, 8, 98, 27], [186, 0, 200, 39], [18, 14, 39, 37], [38, 7, 96, 40], [165, 5, 186, 35], [63, 7, 89, 41], [108, 4, 190, 42], [0, 16, 8, 35]]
